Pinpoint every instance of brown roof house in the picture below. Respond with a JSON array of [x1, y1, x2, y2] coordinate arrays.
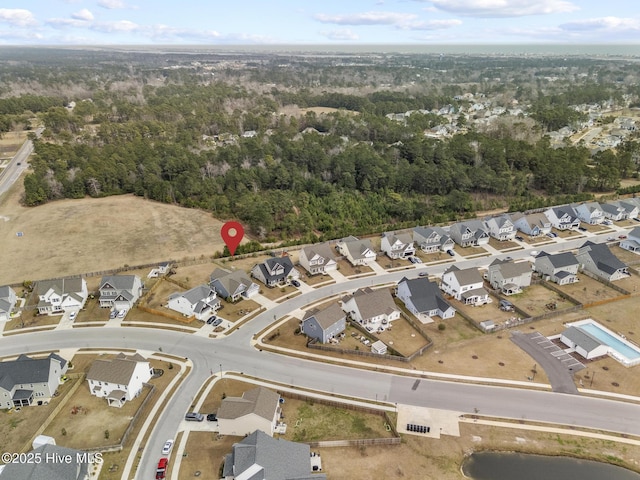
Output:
[[86, 353, 152, 407], [217, 387, 282, 437]]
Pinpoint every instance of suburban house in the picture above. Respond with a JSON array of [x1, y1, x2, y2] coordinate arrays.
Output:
[[167, 284, 220, 321], [217, 387, 281, 437], [572, 202, 605, 225], [544, 205, 581, 230], [0, 353, 68, 409], [485, 259, 533, 295], [484, 214, 517, 241], [614, 200, 640, 220], [0, 444, 90, 480], [35, 278, 88, 315], [298, 243, 338, 275], [86, 353, 152, 407], [576, 241, 629, 282], [413, 226, 455, 253], [380, 232, 416, 259], [99, 275, 143, 310], [449, 220, 490, 247], [335, 236, 377, 266], [533, 251, 580, 285], [222, 430, 326, 480], [301, 302, 346, 344], [341, 287, 401, 325], [600, 201, 633, 221], [620, 227, 640, 253], [440, 265, 490, 306], [251, 257, 300, 287], [560, 326, 609, 360], [0, 286, 17, 322], [511, 212, 552, 237], [396, 277, 455, 323], [209, 268, 259, 302]]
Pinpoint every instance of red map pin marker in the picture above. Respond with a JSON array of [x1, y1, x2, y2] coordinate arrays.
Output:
[[221, 221, 244, 256]]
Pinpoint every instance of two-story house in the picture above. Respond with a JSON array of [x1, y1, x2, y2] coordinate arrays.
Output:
[[298, 243, 337, 276], [0, 353, 68, 409], [380, 232, 416, 259], [576, 241, 628, 282], [99, 275, 143, 310], [86, 353, 152, 407], [620, 226, 640, 253], [396, 277, 455, 323], [217, 386, 281, 437], [484, 214, 516, 241], [341, 287, 400, 325], [544, 205, 581, 230], [573, 202, 605, 225], [440, 265, 490, 305], [0, 286, 17, 322], [251, 257, 299, 287], [209, 268, 259, 302], [533, 251, 580, 285], [511, 212, 552, 237], [601, 200, 639, 221], [35, 278, 88, 315], [486, 259, 532, 295], [413, 226, 455, 253], [449, 220, 490, 248], [335, 236, 377, 266], [167, 284, 220, 321], [301, 302, 346, 343]]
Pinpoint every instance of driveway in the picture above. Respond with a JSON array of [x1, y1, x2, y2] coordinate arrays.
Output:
[[510, 331, 583, 394]]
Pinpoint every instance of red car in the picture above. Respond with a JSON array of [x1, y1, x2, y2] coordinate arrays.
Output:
[[156, 458, 168, 479]]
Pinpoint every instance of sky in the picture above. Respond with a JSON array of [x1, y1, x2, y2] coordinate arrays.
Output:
[[0, 0, 639, 46]]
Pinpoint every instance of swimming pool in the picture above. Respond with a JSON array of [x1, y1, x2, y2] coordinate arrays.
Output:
[[577, 321, 640, 362]]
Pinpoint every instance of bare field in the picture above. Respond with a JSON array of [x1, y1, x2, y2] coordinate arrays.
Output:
[[558, 274, 621, 304], [510, 284, 575, 317], [0, 184, 241, 284]]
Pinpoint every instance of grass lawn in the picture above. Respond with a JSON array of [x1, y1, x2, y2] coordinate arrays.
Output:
[[488, 237, 522, 252], [460, 246, 490, 258], [336, 259, 373, 277], [557, 274, 621, 304], [178, 431, 231, 480], [509, 284, 576, 317]]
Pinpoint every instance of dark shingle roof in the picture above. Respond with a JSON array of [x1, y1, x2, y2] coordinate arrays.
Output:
[[0, 444, 89, 480], [0, 354, 67, 392]]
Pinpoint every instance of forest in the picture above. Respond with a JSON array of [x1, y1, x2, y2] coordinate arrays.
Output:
[[1, 47, 639, 242]]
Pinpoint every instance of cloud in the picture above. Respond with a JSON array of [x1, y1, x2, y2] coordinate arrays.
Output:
[[400, 19, 462, 30], [424, 0, 579, 17], [71, 9, 94, 21], [560, 16, 640, 32], [97, 0, 127, 9], [314, 11, 418, 26], [319, 28, 359, 40], [0, 8, 37, 27], [91, 20, 140, 33]]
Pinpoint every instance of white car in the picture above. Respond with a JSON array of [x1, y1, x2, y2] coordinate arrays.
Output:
[[68, 311, 77, 321], [161, 439, 174, 455], [530, 251, 539, 257], [117, 309, 127, 318]]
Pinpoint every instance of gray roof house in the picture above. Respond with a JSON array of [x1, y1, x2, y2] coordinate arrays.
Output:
[[544, 205, 581, 230], [0, 286, 17, 322], [413, 226, 455, 253], [381, 232, 415, 259], [576, 241, 628, 282], [486, 259, 533, 295], [210, 268, 259, 302], [511, 212, 552, 237], [99, 275, 143, 310], [0, 443, 90, 480], [217, 387, 282, 437], [600, 201, 629, 221], [222, 429, 326, 480], [572, 202, 605, 225], [167, 284, 220, 321], [620, 227, 640, 254], [449, 220, 490, 247], [341, 287, 401, 325], [298, 243, 338, 276], [86, 353, 152, 407], [396, 277, 455, 323], [440, 265, 490, 306], [301, 302, 346, 344], [484, 214, 516, 241], [35, 278, 88, 315], [0, 353, 68, 409], [251, 257, 299, 287], [560, 326, 609, 360], [335, 236, 377, 266], [533, 251, 580, 285]]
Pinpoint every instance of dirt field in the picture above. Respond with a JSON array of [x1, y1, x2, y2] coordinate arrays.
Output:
[[0, 181, 245, 284], [558, 274, 622, 304], [509, 284, 576, 317]]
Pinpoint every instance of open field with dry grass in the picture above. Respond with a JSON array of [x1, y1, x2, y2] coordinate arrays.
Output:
[[0, 179, 246, 284], [509, 284, 576, 316], [557, 274, 622, 304]]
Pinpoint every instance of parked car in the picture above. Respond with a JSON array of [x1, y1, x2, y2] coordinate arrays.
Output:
[[206, 413, 217, 422], [578, 226, 587, 232], [212, 318, 222, 327], [515, 235, 524, 241], [530, 251, 539, 257], [291, 279, 301, 287], [206, 315, 217, 325], [619, 235, 627, 239], [68, 311, 77, 321], [109, 310, 118, 319], [185, 412, 204, 422], [446, 250, 455, 256], [418, 272, 429, 277], [607, 237, 615, 241], [117, 309, 127, 318], [156, 458, 168, 479], [161, 439, 174, 455]]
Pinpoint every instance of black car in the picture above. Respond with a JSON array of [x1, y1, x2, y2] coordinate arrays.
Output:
[[212, 318, 222, 327], [207, 316, 217, 324], [207, 413, 217, 421], [447, 250, 455, 256], [291, 279, 301, 287]]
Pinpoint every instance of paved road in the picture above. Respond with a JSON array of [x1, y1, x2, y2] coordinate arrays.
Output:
[[0, 128, 42, 198]]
